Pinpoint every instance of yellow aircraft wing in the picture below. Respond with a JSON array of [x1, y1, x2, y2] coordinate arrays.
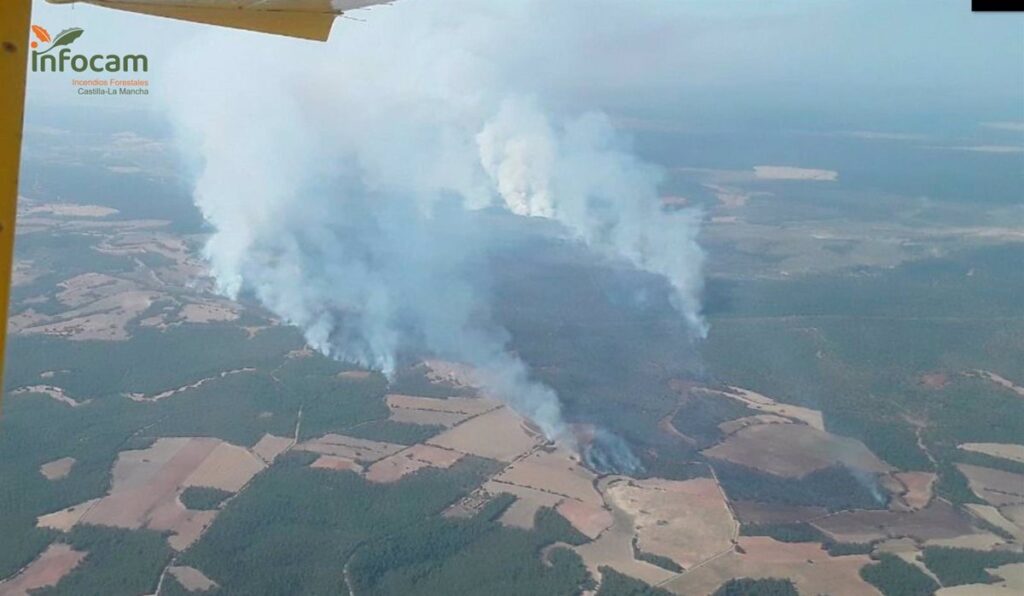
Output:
[[45, 0, 392, 41], [0, 1, 32, 415]]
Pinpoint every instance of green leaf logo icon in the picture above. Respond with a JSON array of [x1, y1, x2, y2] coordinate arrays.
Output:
[[38, 27, 84, 55], [52, 28, 84, 48]]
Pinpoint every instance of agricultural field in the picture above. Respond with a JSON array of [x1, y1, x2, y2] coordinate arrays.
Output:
[[3, 87, 1023, 595]]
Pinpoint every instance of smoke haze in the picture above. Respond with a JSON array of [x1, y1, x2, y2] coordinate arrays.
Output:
[[165, 0, 707, 444]]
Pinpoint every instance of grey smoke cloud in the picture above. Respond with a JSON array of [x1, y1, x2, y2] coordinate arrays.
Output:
[[165, 0, 706, 444]]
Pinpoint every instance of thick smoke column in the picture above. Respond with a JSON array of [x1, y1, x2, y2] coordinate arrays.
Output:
[[165, 0, 706, 446]]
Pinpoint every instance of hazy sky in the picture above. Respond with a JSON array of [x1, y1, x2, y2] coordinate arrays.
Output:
[[26, 0, 1024, 124]]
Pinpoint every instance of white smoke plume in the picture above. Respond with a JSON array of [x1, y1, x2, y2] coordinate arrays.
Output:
[[165, 0, 706, 445]]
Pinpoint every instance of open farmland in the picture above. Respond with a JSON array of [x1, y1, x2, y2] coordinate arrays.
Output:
[[663, 537, 879, 596], [0, 543, 86, 595], [37, 437, 266, 551], [702, 423, 892, 478]]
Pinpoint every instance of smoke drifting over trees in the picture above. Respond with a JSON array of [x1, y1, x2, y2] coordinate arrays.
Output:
[[166, 0, 706, 444]]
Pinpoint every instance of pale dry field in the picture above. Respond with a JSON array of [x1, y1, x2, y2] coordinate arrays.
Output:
[[1001, 504, 1024, 530], [387, 407, 469, 427], [39, 457, 76, 481], [935, 561, 1024, 596], [310, 455, 363, 472], [753, 165, 838, 181], [606, 477, 737, 569], [483, 480, 563, 529], [717, 414, 793, 436], [663, 537, 878, 596], [492, 447, 601, 505], [16, 290, 159, 341], [296, 434, 405, 463], [697, 386, 824, 430], [423, 359, 479, 388], [890, 471, 937, 511], [427, 406, 542, 462], [185, 442, 266, 492], [813, 499, 981, 544], [179, 301, 240, 324], [23, 203, 119, 218], [364, 445, 464, 483], [0, 543, 86, 596], [960, 443, 1024, 465], [385, 394, 500, 415], [55, 273, 135, 308], [167, 565, 219, 592], [968, 370, 1024, 398], [37, 500, 99, 532], [37, 437, 266, 551], [572, 495, 677, 588], [11, 386, 89, 407], [125, 368, 255, 402], [556, 499, 614, 540], [958, 464, 1024, 507], [251, 434, 293, 465], [384, 393, 500, 428], [731, 501, 827, 525], [702, 423, 891, 478], [337, 370, 371, 380]]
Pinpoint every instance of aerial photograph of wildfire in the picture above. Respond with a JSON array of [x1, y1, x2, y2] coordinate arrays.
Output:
[[0, 1, 1022, 595]]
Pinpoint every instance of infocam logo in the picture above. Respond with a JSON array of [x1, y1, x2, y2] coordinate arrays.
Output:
[[30, 25, 148, 73]]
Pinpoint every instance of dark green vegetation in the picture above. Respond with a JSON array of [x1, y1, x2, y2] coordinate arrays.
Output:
[[178, 453, 594, 595], [921, 547, 1024, 587], [824, 541, 875, 556], [349, 498, 591, 596], [595, 567, 671, 596], [37, 527, 172, 596], [739, 522, 825, 543], [632, 544, 684, 573], [0, 328, 391, 580], [713, 462, 885, 511], [180, 487, 233, 510], [700, 246, 1024, 501], [344, 420, 444, 446], [859, 553, 939, 596], [712, 578, 798, 596], [670, 393, 756, 448]]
